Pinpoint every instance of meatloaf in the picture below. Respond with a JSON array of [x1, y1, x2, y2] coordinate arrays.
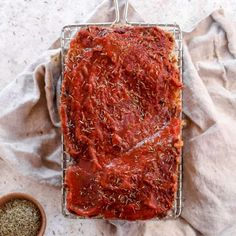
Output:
[[60, 26, 182, 220]]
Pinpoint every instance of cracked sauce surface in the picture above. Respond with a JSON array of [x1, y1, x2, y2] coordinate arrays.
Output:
[[60, 26, 182, 220]]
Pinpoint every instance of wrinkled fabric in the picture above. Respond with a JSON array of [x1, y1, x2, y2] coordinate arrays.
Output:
[[182, 9, 236, 236], [0, 50, 61, 186], [0, 0, 236, 235]]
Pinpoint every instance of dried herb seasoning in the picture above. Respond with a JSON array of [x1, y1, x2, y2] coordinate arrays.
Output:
[[0, 199, 41, 236], [61, 26, 182, 220]]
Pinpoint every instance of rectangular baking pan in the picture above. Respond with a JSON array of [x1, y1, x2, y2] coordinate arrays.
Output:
[[61, 0, 183, 220]]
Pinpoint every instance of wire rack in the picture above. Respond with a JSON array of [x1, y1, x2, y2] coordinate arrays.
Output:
[[61, 0, 183, 220]]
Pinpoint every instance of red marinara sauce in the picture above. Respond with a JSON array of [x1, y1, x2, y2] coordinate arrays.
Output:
[[60, 26, 182, 220]]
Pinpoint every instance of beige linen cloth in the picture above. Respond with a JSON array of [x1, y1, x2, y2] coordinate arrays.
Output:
[[0, 0, 236, 235]]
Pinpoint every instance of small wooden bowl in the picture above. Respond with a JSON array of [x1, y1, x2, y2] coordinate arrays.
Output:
[[0, 192, 46, 236]]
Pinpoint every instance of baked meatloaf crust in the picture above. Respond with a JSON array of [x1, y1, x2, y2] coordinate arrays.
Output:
[[60, 26, 182, 220]]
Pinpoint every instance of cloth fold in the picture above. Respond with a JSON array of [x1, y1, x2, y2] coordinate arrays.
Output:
[[0, 49, 61, 186], [182, 9, 236, 236], [0, 0, 236, 235]]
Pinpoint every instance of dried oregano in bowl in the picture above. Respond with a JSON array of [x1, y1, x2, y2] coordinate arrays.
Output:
[[0, 199, 41, 236]]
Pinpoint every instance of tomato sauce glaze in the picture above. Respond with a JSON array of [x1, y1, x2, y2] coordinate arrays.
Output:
[[60, 26, 182, 220]]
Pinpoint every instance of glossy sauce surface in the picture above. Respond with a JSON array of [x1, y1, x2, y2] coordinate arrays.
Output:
[[60, 26, 182, 220]]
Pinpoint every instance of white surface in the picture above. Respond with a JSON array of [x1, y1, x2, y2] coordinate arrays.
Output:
[[1, 0, 236, 236]]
